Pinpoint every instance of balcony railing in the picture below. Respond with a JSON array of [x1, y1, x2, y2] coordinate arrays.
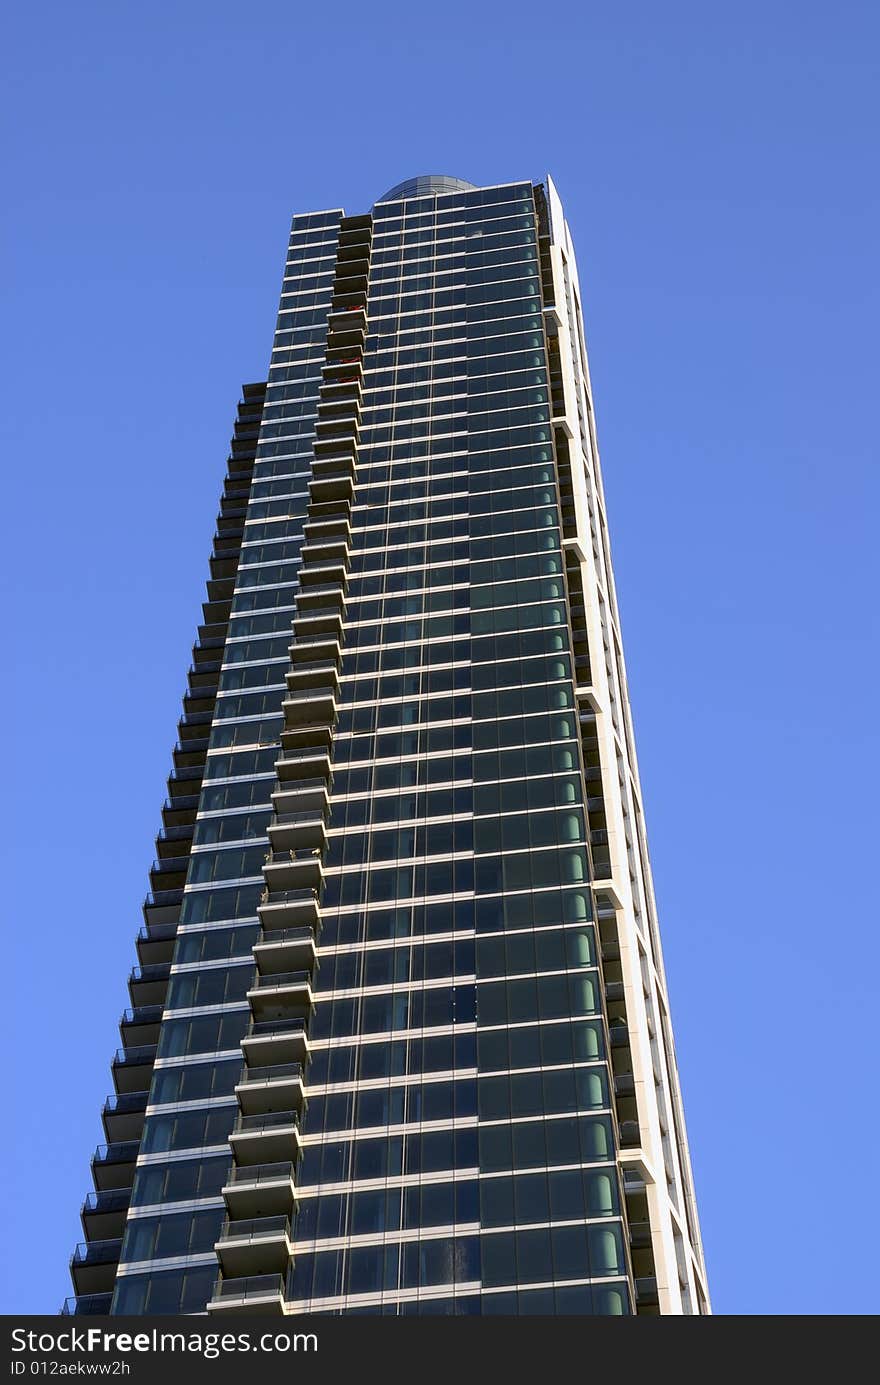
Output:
[[210, 1274, 285, 1302], [253, 926, 318, 973], [82, 1189, 131, 1216], [129, 963, 171, 984], [60, 1295, 113, 1317], [136, 923, 177, 944], [157, 824, 196, 844], [143, 888, 184, 909], [238, 1062, 304, 1086], [219, 1215, 291, 1242], [71, 1239, 122, 1268], [271, 810, 327, 827], [150, 855, 190, 875], [285, 658, 339, 678], [628, 1220, 652, 1249], [247, 1019, 308, 1040], [161, 787, 200, 810], [93, 1141, 140, 1166], [103, 1092, 148, 1117], [267, 848, 322, 865], [636, 1276, 659, 1305], [619, 1120, 642, 1148], [233, 1110, 300, 1135], [272, 777, 329, 795], [276, 748, 332, 765], [250, 970, 312, 991], [258, 888, 319, 909], [120, 1005, 163, 1027], [258, 926, 315, 946], [226, 1161, 296, 1187], [112, 1044, 157, 1067]]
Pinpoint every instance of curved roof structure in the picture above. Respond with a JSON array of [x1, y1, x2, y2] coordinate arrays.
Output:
[[376, 174, 476, 203]]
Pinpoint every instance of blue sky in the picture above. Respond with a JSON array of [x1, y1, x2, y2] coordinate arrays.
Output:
[[2, 1, 878, 1316]]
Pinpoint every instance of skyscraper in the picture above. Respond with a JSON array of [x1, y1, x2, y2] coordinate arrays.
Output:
[[66, 174, 709, 1318]]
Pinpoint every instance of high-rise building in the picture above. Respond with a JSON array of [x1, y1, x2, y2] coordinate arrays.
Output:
[[65, 174, 709, 1319]]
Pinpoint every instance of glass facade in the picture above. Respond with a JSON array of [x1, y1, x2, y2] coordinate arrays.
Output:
[[65, 176, 709, 1320]]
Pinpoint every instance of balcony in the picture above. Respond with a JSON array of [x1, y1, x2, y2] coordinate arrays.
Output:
[[151, 842, 189, 875], [274, 747, 332, 784], [230, 1110, 302, 1165], [142, 891, 183, 928], [60, 1294, 113, 1317], [119, 1004, 163, 1047], [314, 422, 357, 453], [575, 682, 602, 714], [128, 961, 171, 1007], [307, 503, 353, 533], [297, 539, 350, 568], [285, 659, 340, 695], [271, 779, 330, 818], [313, 418, 359, 449], [253, 925, 318, 975], [235, 1063, 306, 1116], [257, 887, 320, 933], [247, 969, 314, 1021], [331, 269, 368, 297], [91, 1140, 139, 1191], [301, 513, 351, 543], [325, 341, 365, 370], [166, 761, 204, 788], [339, 211, 372, 230], [173, 732, 209, 765], [326, 313, 366, 343], [628, 1220, 652, 1250], [318, 376, 361, 403], [327, 306, 366, 336], [299, 554, 348, 585], [619, 1120, 642, 1149], [622, 1168, 647, 1199], [111, 1043, 156, 1094], [282, 688, 337, 727], [336, 228, 371, 254], [294, 583, 346, 616], [187, 660, 221, 688], [70, 1238, 122, 1295], [161, 791, 200, 824], [222, 1161, 298, 1219], [261, 850, 323, 894], [328, 300, 367, 325], [215, 1216, 294, 1277], [135, 922, 177, 967], [157, 820, 196, 851], [317, 399, 360, 428], [291, 608, 343, 642], [288, 631, 342, 666], [81, 1188, 131, 1241], [142, 890, 184, 930], [241, 1017, 310, 1067], [149, 856, 188, 892], [102, 1090, 148, 1143], [207, 1273, 287, 1317], [636, 1276, 659, 1308], [308, 471, 355, 506], [279, 722, 334, 756], [322, 341, 363, 368], [267, 809, 327, 854], [330, 302, 366, 331]]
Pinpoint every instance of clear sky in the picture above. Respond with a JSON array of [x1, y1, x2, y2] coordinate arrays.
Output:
[[2, 1, 878, 1317]]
